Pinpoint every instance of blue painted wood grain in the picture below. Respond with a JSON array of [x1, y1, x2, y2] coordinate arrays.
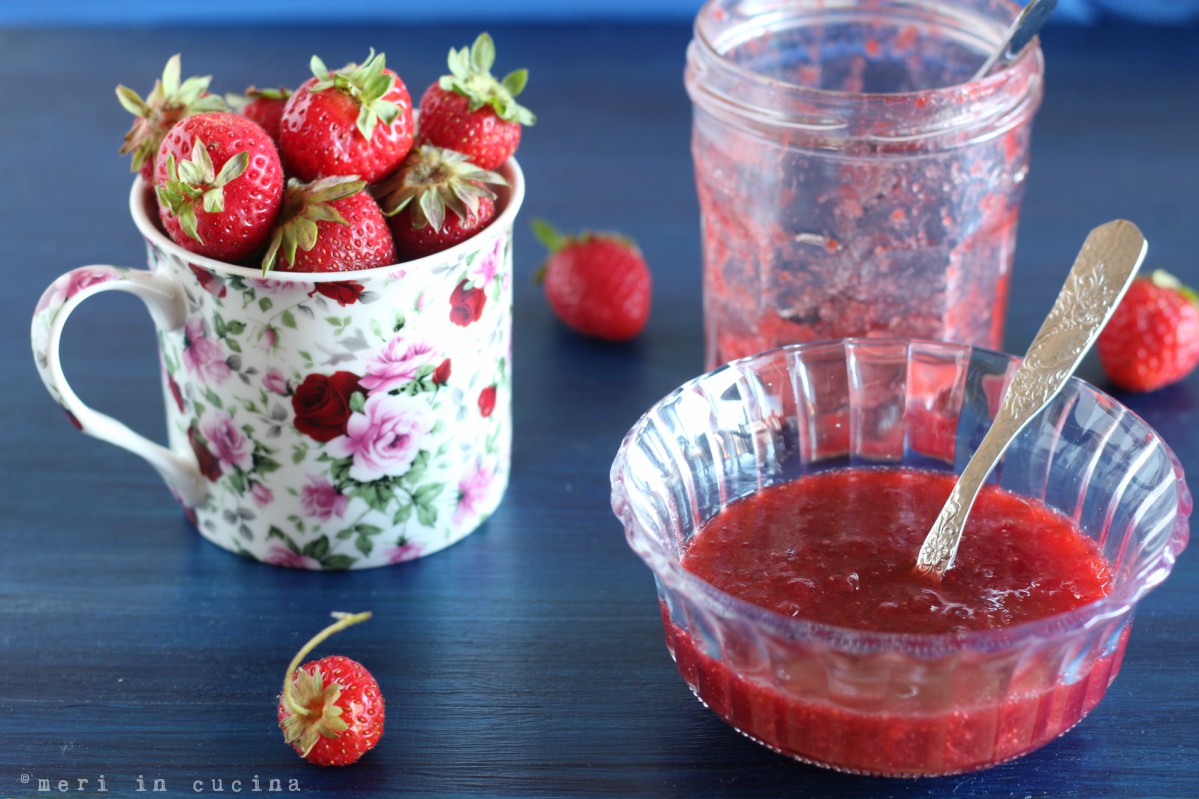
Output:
[[1, 20, 1196, 799]]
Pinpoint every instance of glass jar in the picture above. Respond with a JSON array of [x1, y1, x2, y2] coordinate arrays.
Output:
[[686, 0, 1045, 368]]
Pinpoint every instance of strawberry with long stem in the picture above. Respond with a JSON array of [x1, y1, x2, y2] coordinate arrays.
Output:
[[278, 611, 385, 766]]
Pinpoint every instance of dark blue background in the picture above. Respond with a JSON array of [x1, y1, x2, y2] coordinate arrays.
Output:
[[2, 17, 1197, 799], [2, 0, 1199, 25]]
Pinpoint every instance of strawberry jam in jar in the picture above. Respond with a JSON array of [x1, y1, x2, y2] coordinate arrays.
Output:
[[686, 0, 1044, 368]]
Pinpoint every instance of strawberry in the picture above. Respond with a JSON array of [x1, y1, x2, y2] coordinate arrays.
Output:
[[416, 33, 535, 171], [153, 112, 284, 262], [263, 175, 397, 273], [277, 612, 384, 767], [117, 54, 227, 180], [279, 50, 414, 184], [533, 219, 652, 342], [232, 85, 292, 142], [374, 145, 507, 260], [1097, 269, 1199, 392]]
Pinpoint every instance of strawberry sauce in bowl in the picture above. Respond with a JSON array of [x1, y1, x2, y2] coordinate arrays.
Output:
[[610, 339, 1190, 777]]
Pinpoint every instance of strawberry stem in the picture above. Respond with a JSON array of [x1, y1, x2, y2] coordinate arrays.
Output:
[[281, 611, 372, 718]]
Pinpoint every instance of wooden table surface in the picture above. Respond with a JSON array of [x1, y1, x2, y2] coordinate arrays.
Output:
[[2, 19, 1197, 799]]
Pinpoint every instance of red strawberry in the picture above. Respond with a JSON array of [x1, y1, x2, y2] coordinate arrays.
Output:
[[416, 33, 535, 171], [154, 112, 284, 262], [117, 54, 227, 180], [1097, 269, 1199, 392], [234, 85, 292, 142], [533, 219, 652, 342], [263, 175, 397, 273], [374, 145, 506, 260], [277, 612, 384, 767], [279, 50, 414, 184]]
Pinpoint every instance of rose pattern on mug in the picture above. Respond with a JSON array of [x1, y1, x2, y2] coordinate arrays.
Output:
[[32, 170, 522, 570]]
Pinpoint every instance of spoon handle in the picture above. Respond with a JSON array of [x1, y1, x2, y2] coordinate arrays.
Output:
[[972, 0, 1058, 81], [916, 220, 1148, 577]]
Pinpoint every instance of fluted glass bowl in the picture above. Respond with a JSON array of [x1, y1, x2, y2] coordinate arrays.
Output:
[[610, 339, 1190, 777]]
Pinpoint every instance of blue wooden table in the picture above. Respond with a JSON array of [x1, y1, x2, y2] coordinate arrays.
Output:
[[2, 19, 1197, 799]]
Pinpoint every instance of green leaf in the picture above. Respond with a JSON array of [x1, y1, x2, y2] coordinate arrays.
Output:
[[212, 313, 227, 338], [349, 391, 366, 414], [202, 187, 224, 214], [302, 536, 330, 560], [115, 85, 148, 116], [414, 482, 444, 504], [416, 504, 437, 527], [393, 503, 413, 525], [531, 218, 565, 253], [225, 320, 247, 335], [354, 535, 373, 557], [178, 203, 202, 244], [291, 444, 308, 465], [258, 296, 273, 312], [501, 68, 528, 96], [162, 54, 182, 97], [281, 310, 297, 329], [225, 337, 242, 353], [255, 454, 283, 474], [214, 151, 249, 187], [321, 555, 356, 570], [470, 32, 496, 72], [356, 523, 383, 537], [267, 525, 287, 541], [310, 54, 330, 82]]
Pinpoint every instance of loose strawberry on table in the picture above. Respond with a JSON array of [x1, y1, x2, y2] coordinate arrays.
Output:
[[117, 54, 227, 180], [1097, 269, 1199, 392], [279, 50, 415, 184], [154, 111, 284, 262], [278, 611, 384, 767], [416, 33, 535, 171], [263, 175, 397, 273], [374, 145, 507, 260], [533, 220, 652, 342]]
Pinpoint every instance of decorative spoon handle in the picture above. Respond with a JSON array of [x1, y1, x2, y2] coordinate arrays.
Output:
[[916, 220, 1148, 578]]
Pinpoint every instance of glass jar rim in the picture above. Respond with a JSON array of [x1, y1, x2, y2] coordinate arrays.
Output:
[[690, 0, 1038, 101], [686, 0, 1045, 146]]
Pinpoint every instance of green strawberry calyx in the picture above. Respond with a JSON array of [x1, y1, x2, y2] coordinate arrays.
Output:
[[225, 85, 292, 112], [116, 54, 227, 174], [439, 33, 536, 127], [374, 145, 507, 233], [530, 218, 639, 283], [309, 49, 400, 141], [1148, 269, 1199, 306], [261, 175, 367, 274], [279, 611, 372, 758], [155, 139, 250, 245]]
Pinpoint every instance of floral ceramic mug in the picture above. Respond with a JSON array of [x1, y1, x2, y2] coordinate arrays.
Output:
[[31, 160, 524, 569]]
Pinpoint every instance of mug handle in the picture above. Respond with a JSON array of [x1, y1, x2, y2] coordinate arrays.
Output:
[[31, 265, 207, 507]]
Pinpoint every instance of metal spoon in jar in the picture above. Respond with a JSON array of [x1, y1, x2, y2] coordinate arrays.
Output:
[[916, 220, 1148, 578], [972, 0, 1059, 81]]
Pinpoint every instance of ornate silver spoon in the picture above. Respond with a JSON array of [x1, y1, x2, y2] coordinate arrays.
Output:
[[972, 0, 1059, 81], [916, 220, 1148, 578]]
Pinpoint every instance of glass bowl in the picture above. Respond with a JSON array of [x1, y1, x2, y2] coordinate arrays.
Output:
[[610, 339, 1190, 777]]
